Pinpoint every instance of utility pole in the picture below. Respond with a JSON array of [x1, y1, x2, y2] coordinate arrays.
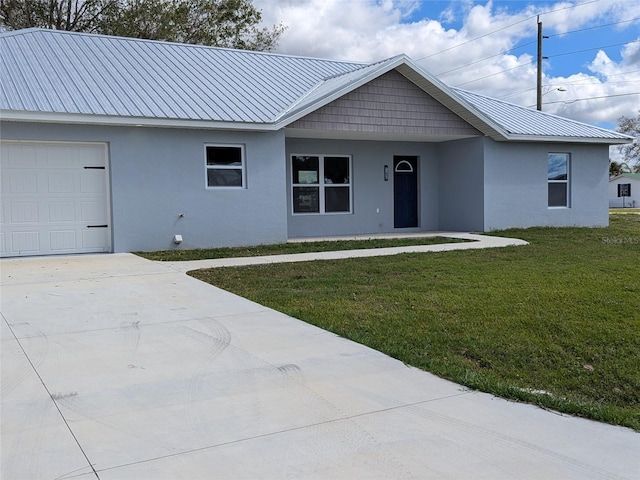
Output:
[[537, 16, 549, 111]]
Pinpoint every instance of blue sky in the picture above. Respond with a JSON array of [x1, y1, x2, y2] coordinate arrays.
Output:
[[407, 0, 638, 81], [257, 0, 639, 130]]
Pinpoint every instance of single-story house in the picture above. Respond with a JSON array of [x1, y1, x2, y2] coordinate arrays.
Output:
[[609, 173, 640, 208], [0, 28, 633, 257]]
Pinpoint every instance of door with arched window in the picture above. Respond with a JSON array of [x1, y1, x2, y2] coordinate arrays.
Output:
[[393, 156, 418, 228]]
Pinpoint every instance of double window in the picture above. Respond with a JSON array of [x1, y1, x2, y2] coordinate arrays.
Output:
[[206, 145, 244, 188], [548, 153, 570, 207], [292, 155, 351, 214]]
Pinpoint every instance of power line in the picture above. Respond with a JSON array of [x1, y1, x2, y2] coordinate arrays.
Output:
[[452, 37, 638, 90], [427, 2, 638, 80], [548, 40, 639, 58], [454, 62, 534, 87], [550, 69, 640, 84], [547, 17, 640, 38], [416, 0, 601, 61], [502, 69, 640, 98], [530, 91, 640, 107], [442, 18, 639, 77], [499, 77, 640, 99], [435, 40, 536, 76]]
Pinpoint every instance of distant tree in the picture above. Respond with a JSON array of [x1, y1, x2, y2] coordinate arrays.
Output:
[[0, 0, 285, 50], [609, 160, 631, 177], [0, 0, 116, 32], [617, 111, 640, 173]]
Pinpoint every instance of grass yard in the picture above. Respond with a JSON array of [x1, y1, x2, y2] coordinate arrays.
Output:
[[610, 208, 640, 214], [136, 236, 468, 261], [190, 215, 640, 430]]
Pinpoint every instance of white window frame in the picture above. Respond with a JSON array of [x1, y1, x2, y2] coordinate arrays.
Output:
[[205, 144, 246, 189], [291, 154, 352, 215], [548, 152, 570, 208]]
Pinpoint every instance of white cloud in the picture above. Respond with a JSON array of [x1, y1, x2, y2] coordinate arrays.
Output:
[[255, 0, 640, 128]]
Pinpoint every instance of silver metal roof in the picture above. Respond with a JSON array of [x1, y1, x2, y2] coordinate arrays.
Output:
[[451, 88, 632, 142], [0, 28, 362, 123], [0, 28, 631, 144]]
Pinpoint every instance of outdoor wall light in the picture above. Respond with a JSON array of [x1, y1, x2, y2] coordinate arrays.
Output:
[[384, 165, 389, 181]]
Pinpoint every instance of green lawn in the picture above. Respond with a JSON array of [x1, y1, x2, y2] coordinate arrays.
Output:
[[135, 236, 469, 261], [189, 216, 640, 430], [610, 208, 640, 214]]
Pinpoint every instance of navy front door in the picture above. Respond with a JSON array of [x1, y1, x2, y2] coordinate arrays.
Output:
[[394, 156, 418, 228]]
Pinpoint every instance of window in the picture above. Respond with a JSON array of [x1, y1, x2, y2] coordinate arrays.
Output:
[[206, 145, 244, 188], [548, 153, 570, 207], [292, 155, 351, 214], [618, 183, 631, 197]]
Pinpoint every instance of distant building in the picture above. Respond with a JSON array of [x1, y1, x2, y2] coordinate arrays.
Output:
[[609, 173, 640, 208]]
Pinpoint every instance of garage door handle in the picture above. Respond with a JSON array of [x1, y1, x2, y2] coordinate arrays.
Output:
[[87, 224, 108, 228], [84, 166, 105, 169]]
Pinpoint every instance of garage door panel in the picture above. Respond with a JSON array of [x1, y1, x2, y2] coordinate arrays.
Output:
[[82, 229, 109, 249], [81, 201, 108, 222], [81, 169, 107, 193], [49, 202, 76, 222], [48, 171, 76, 193], [50, 230, 76, 251], [8, 171, 39, 193], [45, 145, 77, 168], [10, 231, 40, 253], [1, 141, 110, 257], [10, 202, 39, 223]]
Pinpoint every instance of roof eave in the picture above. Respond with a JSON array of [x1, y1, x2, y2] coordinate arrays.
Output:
[[609, 173, 640, 181], [504, 133, 633, 145], [0, 110, 277, 131]]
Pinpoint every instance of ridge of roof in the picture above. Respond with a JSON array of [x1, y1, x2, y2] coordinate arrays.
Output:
[[0, 27, 367, 66]]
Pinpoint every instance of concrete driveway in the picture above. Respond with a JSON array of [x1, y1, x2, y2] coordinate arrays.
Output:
[[1, 253, 638, 479]]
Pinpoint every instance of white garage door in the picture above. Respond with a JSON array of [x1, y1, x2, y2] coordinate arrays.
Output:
[[1, 141, 111, 257]]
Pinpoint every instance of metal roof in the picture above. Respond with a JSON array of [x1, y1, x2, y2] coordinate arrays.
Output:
[[0, 28, 632, 144], [0, 28, 363, 124], [451, 88, 633, 143], [610, 172, 640, 181]]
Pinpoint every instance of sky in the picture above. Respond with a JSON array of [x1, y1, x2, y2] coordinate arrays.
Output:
[[254, 0, 640, 132]]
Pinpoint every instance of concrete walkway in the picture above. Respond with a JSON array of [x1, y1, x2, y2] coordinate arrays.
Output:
[[162, 232, 527, 272], [1, 246, 638, 479]]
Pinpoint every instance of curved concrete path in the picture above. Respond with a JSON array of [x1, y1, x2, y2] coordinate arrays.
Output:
[[1, 239, 638, 479], [163, 232, 528, 272]]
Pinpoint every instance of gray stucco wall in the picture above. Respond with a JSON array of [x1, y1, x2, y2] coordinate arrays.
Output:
[[1, 122, 288, 252], [437, 137, 485, 232], [483, 140, 610, 230], [285, 138, 440, 238]]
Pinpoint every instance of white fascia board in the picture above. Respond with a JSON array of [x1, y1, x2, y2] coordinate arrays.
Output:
[[273, 56, 408, 129], [0, 110, 277, 131], [504, 133, 634, 144]]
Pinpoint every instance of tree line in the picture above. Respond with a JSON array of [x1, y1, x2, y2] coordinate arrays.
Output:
[[0, 0, 284, 50], [611, 111, 640, 176]]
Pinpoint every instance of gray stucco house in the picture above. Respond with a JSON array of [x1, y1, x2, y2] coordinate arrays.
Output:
[[0, 28, 632, 257]]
